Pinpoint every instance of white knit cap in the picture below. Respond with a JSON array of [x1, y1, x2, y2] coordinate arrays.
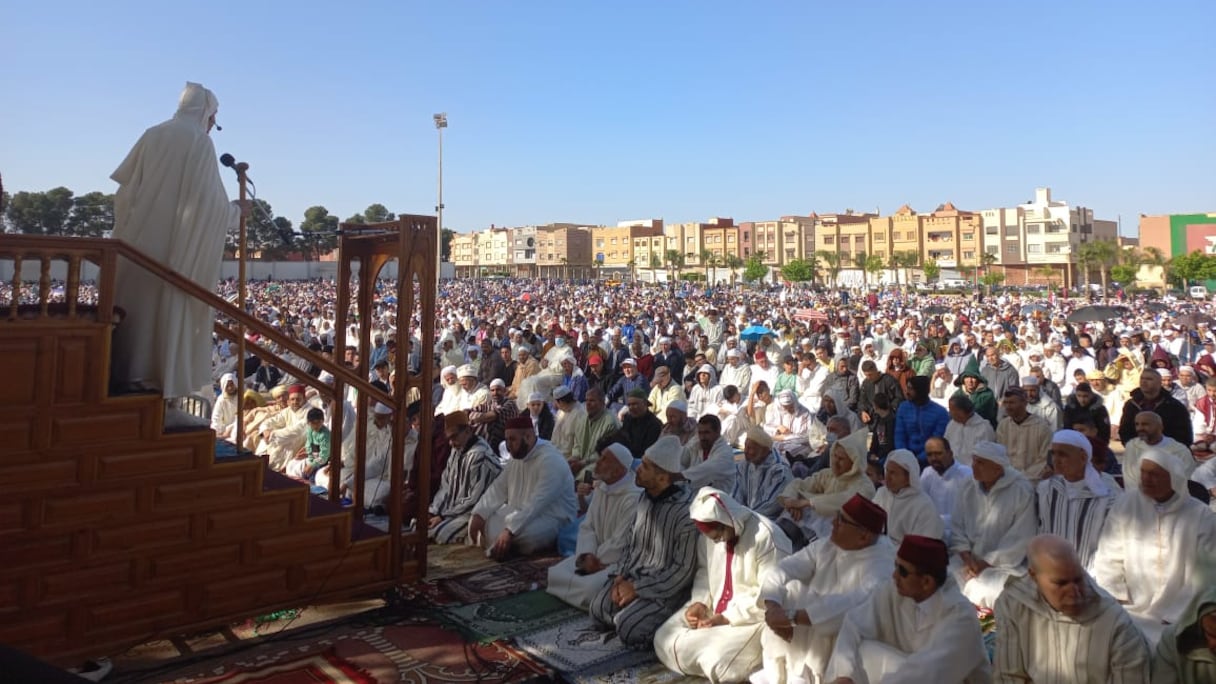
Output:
[[600, 443, 633, 469], [643, 435, 684, 474], [457, 364, 477, 379], [972, 440, 1011, 468], [1051, 429, 1092, 460], [528, 392, 544, 403], [667, 399, 688, 413], [553, 386, 573, 401], [778, 390, 796, 406]]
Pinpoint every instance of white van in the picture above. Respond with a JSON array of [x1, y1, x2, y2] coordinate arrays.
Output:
[[1190, 285, 1208, 300]]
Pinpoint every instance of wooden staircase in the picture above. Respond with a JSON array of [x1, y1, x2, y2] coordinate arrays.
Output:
[[0, 230, 436, 665]]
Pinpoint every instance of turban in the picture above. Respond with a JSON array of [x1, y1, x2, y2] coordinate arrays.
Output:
[[1051, 429, 1092, 460], [643, 435, 684, 474], [777, 390, 796, 406], [746, 425, 773, 448], [242, 389, 265, 407], [972, 440, 1011, 469], [898, 535, 949, 576], [441, 365, 458, 378], [457, 364, 477, 379], [270, 386, 288, 398], [841, 493, 887, 535]]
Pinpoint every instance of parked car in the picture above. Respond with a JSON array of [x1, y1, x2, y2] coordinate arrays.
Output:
[[1190, 285, 1208, 300]]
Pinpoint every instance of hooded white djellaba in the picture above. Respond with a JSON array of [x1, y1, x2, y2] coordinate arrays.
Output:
[[872, 449, 945, 545], [110, 82, 241, 398]]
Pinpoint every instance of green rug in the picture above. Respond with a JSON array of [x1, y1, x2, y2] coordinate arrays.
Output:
[[440, 590, 582, 643]]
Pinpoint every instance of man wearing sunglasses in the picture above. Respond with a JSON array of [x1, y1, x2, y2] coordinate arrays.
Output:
[[825, 535, 991, 684]]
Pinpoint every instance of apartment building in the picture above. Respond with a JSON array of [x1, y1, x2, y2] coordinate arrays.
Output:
[[743, 216, 816, 268], [536, 224, 594, 279], [592, 220, 664, 277], [450, 232, 479, 277], [509, 225, 537, 277], [981, 188, 1113, 287]]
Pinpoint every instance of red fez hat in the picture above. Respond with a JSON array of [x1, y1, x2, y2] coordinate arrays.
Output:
[[505, 415, 533, 431], [288, 384, 306, 395], [897, 535, 949, 575], [754, 349, 766, 360], [841, 494, 886, 535]]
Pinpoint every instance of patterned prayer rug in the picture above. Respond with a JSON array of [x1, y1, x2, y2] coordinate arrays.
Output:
[[437, 555, 563, 604], [512, 615, 655, 677], [181, 648, 371, 683], [441, 590, 582, 643]]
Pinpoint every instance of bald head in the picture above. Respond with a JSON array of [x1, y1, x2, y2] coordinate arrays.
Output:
[[1027, 534, 1089, 617], [1027, 534, 1080, 573]]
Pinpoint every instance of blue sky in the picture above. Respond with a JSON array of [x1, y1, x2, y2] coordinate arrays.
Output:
[[3, 1, 1213, 235]]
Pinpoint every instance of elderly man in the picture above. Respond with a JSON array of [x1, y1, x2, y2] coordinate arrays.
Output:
[[1118, 368, 1193, 448], [920, 436, 971, 545], [720, 349, 753, 399], [655, 486, 792, 682], [675, 414, 737, 494], [733, 426, 795, 521], [778, 430, 875, 547], [315, 401, 399, 504], [469, 415, 577, 559], [1037, 429, 1122, 567], [589, 436, 699, 649], [753, 494, 895, 684], [1092, 449, 1216, 645], [994, 534, 1151, 684], [1154, 585, 1216, 683], [1120, 411, 1196, 492], [649, 366, 686, 425], [435, 364, 463, 416], [568, 387, 620, 478], [256, 384, 311, 471], [944, 394, 994, 467], [824, 535, 991, 684], [606, 357, 647, 408], [982, 345, 1022, 399], [508, 346, 540, 400], [428, 410, 503, 544], [550, 385, 587, 465], [548, 443, 641, 610], [767, 389, 814, 465], [874, 449, 944, 545], [950, 440, 1038, 609], [995, 387, 1054, 481], [468, 377, 518, 452], [1021, 374, 1062, 429], [456, 364, 489, 412]]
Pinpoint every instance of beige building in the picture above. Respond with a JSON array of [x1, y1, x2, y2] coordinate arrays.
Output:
[[981, 187, 1113, 287], [450, 232, 479, 277], [743, 216, 815, 269], [592, 220, 664, 277], [536, 224, 594, 279]]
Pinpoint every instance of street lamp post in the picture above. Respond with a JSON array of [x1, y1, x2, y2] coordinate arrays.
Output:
[[433, 113, 447, 275]]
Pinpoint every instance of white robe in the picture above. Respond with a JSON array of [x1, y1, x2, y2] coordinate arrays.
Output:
[[756, 536, 896, 683], [210, 391, 239, 440], [920, 462, 972, 545], [948, 469, 1037, 609], [688, 383, 724, 420], [551, 403, 587, 461], [256, 404, 310, 471], [547, 475, 641, 609], [1091, 486, 1216, 646], [824, 579, 992, 684], [943, 413, 995, 467], [873, 486, 945, 546], [655, 504, 790, 683], [679, 437, 738, 495], [472, 439, 578, 554], [110, 83, 240, 397]]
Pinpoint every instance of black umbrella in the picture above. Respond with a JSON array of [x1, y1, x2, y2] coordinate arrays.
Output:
[[922, 305, 950, 315], [1066, 306, 1126, 323], [1175, 313, 1216, 328], [1145, 301, 1170, 313]]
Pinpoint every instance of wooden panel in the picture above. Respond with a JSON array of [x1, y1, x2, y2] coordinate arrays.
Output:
[[0, 500, 23, 535], [41, 561, 134, 604], [151, 544, 242, 581], [152, 475, 248, 510], [252, 525, 338, 561], [0, 458, 77, 492], [52, 411, 145, 446], [300, 542, 388, 589], [200, 569, 292, 618], [54, 336, 91, 404], [0, 578, 22, 611], [0, 532, 75, 568], [96, 446, 198, 481], [0, 412, 34, 453], [0, 611, 67, 645], [204, 500, 294, 540], [86, 589, 186, 632], [0, 338, 38, 406], [93, 517, 190, 554], [41, 489, 136, 527]]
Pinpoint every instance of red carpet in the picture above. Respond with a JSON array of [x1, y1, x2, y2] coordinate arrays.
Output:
[[189, 648, 371, 683]]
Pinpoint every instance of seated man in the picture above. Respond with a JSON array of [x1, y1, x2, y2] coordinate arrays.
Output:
[[428, 410, 502, 544], [872, 449, 944, 545], [824, 535, 991, 684], [778, 430, 875, 547], [1153, 585, 1216, 683], [551, 385, 587, 464], [733, 425, 794, 521], [548, 443, 641, 610], [1092, 449, 1216, 646], [1037, 429, 1122, 568], [919, 436, 971, 545], [469, 415, 578, 559], [570, 387, 621, 480], [949, 440, 1037, 609], [255, 384, 310, 471], [677, 414, 737, 494], [590, 435, 699, 649], [1120, 411, 1196, 492], [210, 372, 239, 440], [315, 402, 400, 506], [754, 494, 895, 684], [620, 388, 663, 459], [655, 486, 792, 682], [767, 389, 814, 464], [995, 534, 1151, 683]]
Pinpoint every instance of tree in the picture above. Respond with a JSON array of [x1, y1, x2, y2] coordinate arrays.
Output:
[[345, 203, 396, 225], [700, 248, 714, 283], [743, 255, 768, 284], [979, 271, 1005, 294], [1140, 245, 1169, 295], [1171, 250, 1216, 288], [815, 250, 841, 287], [855, 251, 870, 288], [890, 250, 919, 291], [1034, 265, 1058, 290], [1083, 239, 1119, 299], [440, 228, 455, 261], [297, 205, 339, 261], [864, 254, 885, 287], [64, 191, 114, 237], [781, 259, 815, 283], [5, 187, 75, 235], [922, 258, 941, 285], [725, 254, 744, 287]]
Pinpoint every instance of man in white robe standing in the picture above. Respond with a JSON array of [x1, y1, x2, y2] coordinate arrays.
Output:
[[825, 534, 991, 684], [110, 81, 249, 397], [655, 486, 792, 683], [469, 415, 577, 559], [949, 440, 1037, 609], [994, 534, 1151, 684], [752, 494, 896, 684], [548, 443, 641, 610], [1091, 449, 1216, 646], [255, 384, 311, 471]]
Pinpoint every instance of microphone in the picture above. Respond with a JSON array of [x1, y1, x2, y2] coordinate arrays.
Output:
[[219, 153, 248, 177]]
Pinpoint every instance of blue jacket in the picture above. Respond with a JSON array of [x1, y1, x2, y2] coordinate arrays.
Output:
[[894, 399, 950, 465]]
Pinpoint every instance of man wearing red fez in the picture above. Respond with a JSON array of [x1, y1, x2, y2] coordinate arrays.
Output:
[[655, 486, 792, 682], [255, 382, 312, 471], [753, 494, 895, 684], [824, 534, 991, 683]]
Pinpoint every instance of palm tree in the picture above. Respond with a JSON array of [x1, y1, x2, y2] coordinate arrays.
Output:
[[700, 248, 714, 283], [1085, 239, 1119, 300], [1141, 245, 1168, 295], [627, 257, 637, 282], [1076, 241, 1099, 292], [559, 257, 568, 281], [1034, 265, 1058, 290], [864, 254, 885, 288], [890, 250, 919, 291], [977, 251, 998, 291], [816, 250, 841, 288], [725, 254, 744, 288], [855, 251, 870, 289]]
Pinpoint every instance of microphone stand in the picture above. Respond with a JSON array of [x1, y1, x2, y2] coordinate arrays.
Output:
[[231, 158, 251, 453]]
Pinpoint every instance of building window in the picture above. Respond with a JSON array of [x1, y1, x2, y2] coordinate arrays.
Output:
[[874, 233, 885, 242], [1028, 244, 1042, 254], [962, 233, 974, 241], [824, 236, 835, 244], [1005, 227, 1019, 237], [1026, 225, 1040, 234], [986, 226, 998, 235], [963, 250, 975, 259], [986, 246, 999, 255], [1005, 244, 1018, 254], [596, 239, 604, 248]]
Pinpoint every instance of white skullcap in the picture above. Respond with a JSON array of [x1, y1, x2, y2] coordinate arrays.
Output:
[[667, 399, 688, 413], [726, 349, 741, 358], [1157, 368, 1172, 378], [660, 336, 672, 344], [600, 443, 633, 469], [621, 357, 637, 366], [746, 425, 773, 448], [972, 440, 1011, 469], [467, 344, 480, 352], [1021, 376, 1040, 387], [698, 364, 714, 375], [1180, 365, 1196, 374], [778, 390, 796, 406], [1051, 429, 1092, 460], [553, 386, 573, 401], [373, 402, 393, 415], [441, 365, 458, 377], [457, 364, 477, 378], [490, 378, 506, 389], [528, 392, 544, 403], [643, 435, 684, 474]]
